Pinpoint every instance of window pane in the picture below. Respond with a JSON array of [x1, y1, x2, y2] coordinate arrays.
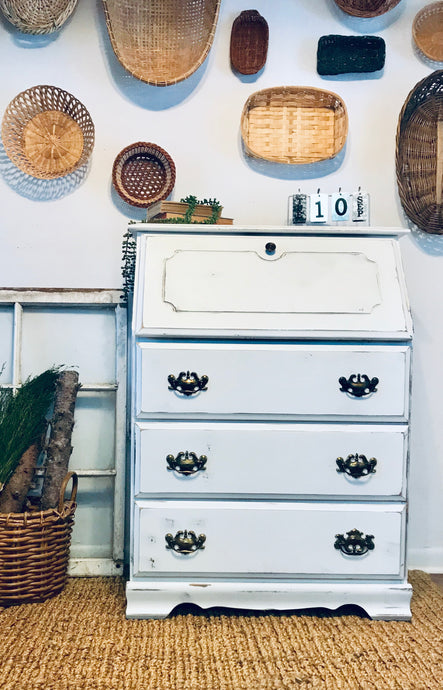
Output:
[[70, 391, 116, 471], [0, 306, 14, 383], [69, 476, 114, 559]]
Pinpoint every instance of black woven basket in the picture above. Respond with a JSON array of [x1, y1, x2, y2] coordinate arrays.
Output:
[[317, 35, 386, 76]]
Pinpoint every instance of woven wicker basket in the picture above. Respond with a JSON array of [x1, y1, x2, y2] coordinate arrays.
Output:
[[396, 70, 443, 234], [241, 86, 348, 164], [333, 0, 401, 17], [102, 0, 221, 86], [0, 472, 77, 606], [0, 0, 78, 34], [112, 142, 176, 208], [230, 10, 269, 75], [2, 85, 95, 179], [413, 3, 443, 63], [317, 35, 386, 75]]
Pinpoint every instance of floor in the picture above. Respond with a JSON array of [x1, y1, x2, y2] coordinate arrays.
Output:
[[430, 574, 443, 590]]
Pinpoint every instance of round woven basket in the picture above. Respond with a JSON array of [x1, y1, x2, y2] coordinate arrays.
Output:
[[0, 472, 77, 606], [112, 142, 176, 207], [2, 85, 95, 179], [333, 0, 402, 17], [396, 70, 443, 234], [413, 2, 443, 62], [0, 0, 78, 34]]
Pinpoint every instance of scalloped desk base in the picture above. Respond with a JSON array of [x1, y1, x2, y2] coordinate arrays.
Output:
[[125, 580, 412, 621]]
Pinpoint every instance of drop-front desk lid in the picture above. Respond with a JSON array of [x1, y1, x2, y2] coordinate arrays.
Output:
[[131, 225, 412, 341]]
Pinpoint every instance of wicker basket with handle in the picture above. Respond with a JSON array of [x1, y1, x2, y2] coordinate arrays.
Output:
[[102, 0, 221, 86], [413, 2, 443, 63], [396, 70, 443, 234], [0, 472, 77, 606], [241, 85, 348, 164], [0, 0, 78, 34], [333, 0, 402, 17]]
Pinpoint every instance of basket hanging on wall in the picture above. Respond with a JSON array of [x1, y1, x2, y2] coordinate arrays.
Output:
[[112, 142, 176, 208], [317, 35, 386, 75], [396, 70, 443, 234], [1, 85, 95, 179], [413, 2, 443, 63], [0, 0, 78, 34], [230, 10, 269, 75], [333, 0, 402, 17], [102, 0, 221, 86]]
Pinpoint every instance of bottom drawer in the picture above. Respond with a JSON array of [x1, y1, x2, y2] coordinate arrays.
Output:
[[134, 501, 406, 579]]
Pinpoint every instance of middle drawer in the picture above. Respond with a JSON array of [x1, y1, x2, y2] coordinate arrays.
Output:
[[135, 422, 407, 499]]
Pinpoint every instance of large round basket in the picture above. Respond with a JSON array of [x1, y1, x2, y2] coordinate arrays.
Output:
[[2, 85, 95, 179], [0, 0, 78, 34], [0, 472, 77, 606], [112, 142, 176, 207], [396, 70, 443, 234], [333, 0, 402, 17], [413, 2, 443, 63]]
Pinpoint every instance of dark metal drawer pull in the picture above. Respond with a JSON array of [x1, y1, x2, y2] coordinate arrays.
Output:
[[336, 453, 377, 478], [339, 374, 379, 397], [165, 530, 206, 554], [334, 528, 375, 556], [168, 371, 209, 396], [166, 451, 207, 476]]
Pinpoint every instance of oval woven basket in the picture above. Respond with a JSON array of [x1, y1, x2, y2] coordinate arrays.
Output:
[[396, 70, 443, 234], [0, 0, 78, 34], [112, 142, 176, 208], [2, 85, 95, 179], [0, 472, 77, 606], [102, 0, 221, 86], [241, 85, 348, 164], [230, 10, 269, 75], [333, 0, 402, 17], [413, 2, 443, 62]]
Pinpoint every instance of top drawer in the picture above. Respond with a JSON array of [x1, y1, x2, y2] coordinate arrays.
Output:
[[133, 232, 412, 340]]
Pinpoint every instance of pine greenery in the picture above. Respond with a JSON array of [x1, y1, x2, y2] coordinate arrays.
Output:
[[0, 368, 60, 491]]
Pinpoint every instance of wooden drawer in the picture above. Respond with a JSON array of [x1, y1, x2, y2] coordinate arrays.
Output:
[[135, 422, 407, 499], [134, 501, 406, 578], [135, 342, 410, 421]]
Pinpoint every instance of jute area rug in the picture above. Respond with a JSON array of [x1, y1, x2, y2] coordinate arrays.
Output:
[[0, 570, 441, 689]]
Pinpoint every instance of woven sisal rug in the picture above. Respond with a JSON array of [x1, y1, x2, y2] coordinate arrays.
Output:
[[0, 570, 441, 689]]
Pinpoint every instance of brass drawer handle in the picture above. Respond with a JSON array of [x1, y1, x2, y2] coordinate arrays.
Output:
[[168, 371, 209, 396], [166, 451, 208, 476], [165, 530, 206, 554], [336, 453, 377, 478], [339, 374, 379, 397], [334, 528, 375, 556]]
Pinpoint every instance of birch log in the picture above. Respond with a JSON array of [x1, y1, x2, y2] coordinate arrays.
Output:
[[0, 442, 40, 513], [40, 370, 80, 510]]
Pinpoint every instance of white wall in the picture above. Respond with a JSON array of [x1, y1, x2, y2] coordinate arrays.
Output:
[[0, 0, 442, 571]]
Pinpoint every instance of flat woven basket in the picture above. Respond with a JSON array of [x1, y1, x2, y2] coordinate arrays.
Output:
[[230, 10, 269, 75], [413, 2, 443, 63], [317, 35, 386, 75], [112, 142, 176, 208], [241, 85, 348, 164], [102, 0, 221, 86], [2, 85, 95, 179], [333, 0, 402, 17], [0, 0, 78, 34], [0, 472, 77, 606], [396, 70, 443, 234]]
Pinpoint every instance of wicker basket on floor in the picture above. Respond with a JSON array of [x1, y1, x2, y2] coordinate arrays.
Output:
[[396, 70, 443, 234], [0, 0, 78, 34], [102, 0, 221, 86], [2, 85, 95, 179], [230, 10, 269, 75], [241, 85, 348, 164], [333, 0, 402, 17], [413, 2, 443, 63], [0, 472, 77, 606], [112, 142, 176, 208]]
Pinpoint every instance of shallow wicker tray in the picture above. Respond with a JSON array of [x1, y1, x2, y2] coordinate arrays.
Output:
[[230, 10, 269, 75], [241, 86, 348, 164], [396, 70, 443, 234], [317, 35, 386, 75], [0, 0, 78, 34], [112, 142, 176, 208], [102, 0, 221, 86], [413, 2, 443, 62], [1, 85, 95, 179], [333, 0, 401, 17]]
